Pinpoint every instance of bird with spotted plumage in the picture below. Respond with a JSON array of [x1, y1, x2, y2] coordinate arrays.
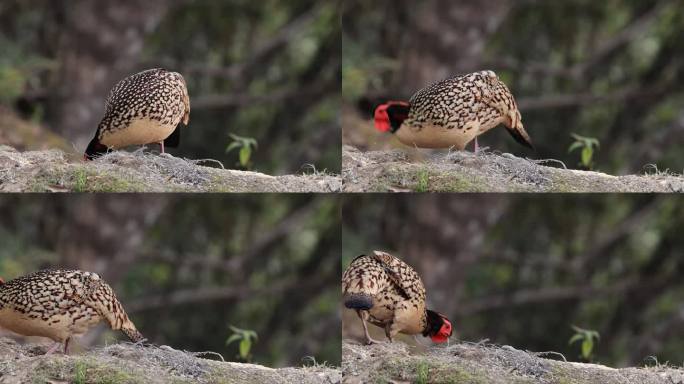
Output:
[[0, 269, 144, 354], [84, 68, 191, 160], [374, 70, 533, 152], [342, 250, 452, 345]]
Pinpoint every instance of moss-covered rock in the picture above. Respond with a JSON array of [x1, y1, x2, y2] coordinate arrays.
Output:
[[0, 338, 340, 384], [0, 146, 341, 193], [342, 145, 684, 193], [342, 340, 684, 384]]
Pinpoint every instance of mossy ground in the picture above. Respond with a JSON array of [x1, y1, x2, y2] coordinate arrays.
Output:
[[342, 340, 684, 384], [31, 357, 148, 384], [0, 146, 341, 193], [342, 146, 684, 193], [0, 338, 340, 384]]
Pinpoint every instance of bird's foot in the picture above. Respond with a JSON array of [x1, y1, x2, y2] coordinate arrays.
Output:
[[44, 342, 63, 356], [364, 337, 383, 345]]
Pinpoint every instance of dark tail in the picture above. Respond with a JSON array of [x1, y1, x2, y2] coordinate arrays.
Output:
[[506, 126, 534, 150], [164, 125, 181, 148], [344, 293, 373, 310]]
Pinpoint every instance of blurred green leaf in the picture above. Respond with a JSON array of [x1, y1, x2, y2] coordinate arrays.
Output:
[[568, 133, 600, 169], [239, 146, 251, 167]]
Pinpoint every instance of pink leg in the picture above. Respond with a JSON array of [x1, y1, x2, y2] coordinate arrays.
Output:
[[45, 341, 63, 355], [473, 137, 480, 153], [358, 310, 381, 345], [159, 141, 165, 154]]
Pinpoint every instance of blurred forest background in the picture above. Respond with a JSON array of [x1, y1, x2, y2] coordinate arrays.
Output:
[[0, 195, 341, 367], [343, 0, 684, 175], [343, 195, 684, 367], [0, 0, 340, 174]]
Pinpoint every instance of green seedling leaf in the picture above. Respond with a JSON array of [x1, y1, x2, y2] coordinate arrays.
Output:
[[240, 339, 251, 358], [239, 146, 251, 166]]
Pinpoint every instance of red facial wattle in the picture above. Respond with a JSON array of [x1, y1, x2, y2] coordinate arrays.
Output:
[[430, 319, 452, 343], [374, 104, 391, 132]]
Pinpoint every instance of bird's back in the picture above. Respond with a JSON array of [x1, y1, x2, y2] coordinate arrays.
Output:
[[97, 68, 190, 148], [406, 72, 502, 130], [342, 252, 426, 318], [0, 269, 142, 342], [396, 70, 529, 149]]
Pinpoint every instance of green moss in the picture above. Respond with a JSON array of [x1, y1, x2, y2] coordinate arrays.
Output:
[[415, 169, 430, 192], [27, 168, 67, 192], [26, 166, 149, 193], [73, 168, 88, 192], [415, 361, 430, 384], [548, 366, 582, 384], [31, 358, 146, 384], [440, 175, 488, 192], [366, 356, 545, 384], [67, 168, 148, 192], [208, 175, 238, 192], [546, 173, 582, 193]]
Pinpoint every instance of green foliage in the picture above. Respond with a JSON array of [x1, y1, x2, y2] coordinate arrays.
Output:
[[342, 49, 397, 100], [73, 169, 88, 192], [568, 133, 600, 169], [415, 169, 429, 192], [0, 65, 26, 104], [226, 325, 258, 362], [73, 361, 87, 384], [568, 325, 600, 361], [415, 361, 430, 384], [225, 133, 258, 169]]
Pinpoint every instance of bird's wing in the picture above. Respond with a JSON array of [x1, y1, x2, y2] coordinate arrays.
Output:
[[370, 251, 426, 303], [0, 270, 88, 316], [342, 254, 394, 297]]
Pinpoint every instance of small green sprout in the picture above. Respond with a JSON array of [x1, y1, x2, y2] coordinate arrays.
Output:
[[568, 133, 600, 169], [226, 325, 258, 362], [226, 133, 258, 168], [569, 325, 600, 361]]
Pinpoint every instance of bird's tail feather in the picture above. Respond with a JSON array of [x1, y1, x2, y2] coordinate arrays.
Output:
[[506, 109, 534, 149], [506, 125, 534, 150]]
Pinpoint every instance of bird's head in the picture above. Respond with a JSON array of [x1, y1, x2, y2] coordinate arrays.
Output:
[[84, 137, 108, 161], [374, 101, 410, 133], [424, 309, 453, 343]]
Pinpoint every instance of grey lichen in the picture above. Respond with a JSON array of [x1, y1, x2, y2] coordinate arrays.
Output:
[[342, 340, 684, 384], [0, 145, 341, 193], [0, 338, 340, 384], [342, 145, 684, 193]]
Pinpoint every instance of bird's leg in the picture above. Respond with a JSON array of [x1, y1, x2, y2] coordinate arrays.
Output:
[[159, 141, 165, 154], [357, 310, 381, 345], [473, 137, 480, 154], [63, 337, 70, 354], [44, 341, 63, 355], [384, 323, 394, 343]]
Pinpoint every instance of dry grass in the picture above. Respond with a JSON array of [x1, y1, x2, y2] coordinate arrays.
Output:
[[0, 145, 341, 193], [342, 340, 684, 384], [0, 338, 340, 384], [342, 145, 684, 193]]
